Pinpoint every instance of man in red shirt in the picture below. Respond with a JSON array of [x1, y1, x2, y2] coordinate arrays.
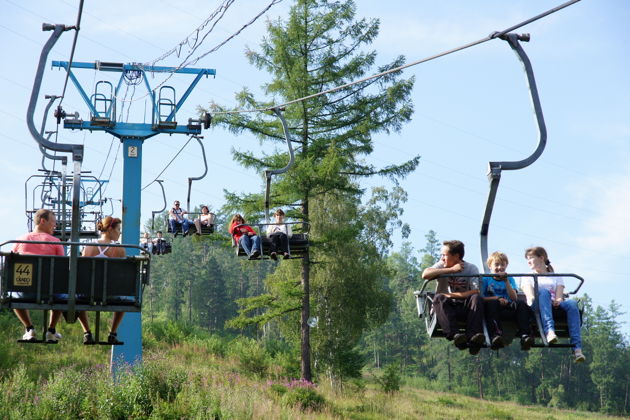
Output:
[[12, 209, 65, 342]]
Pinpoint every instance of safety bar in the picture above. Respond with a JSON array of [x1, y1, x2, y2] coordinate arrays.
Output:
[[416, 273, 584, 296]]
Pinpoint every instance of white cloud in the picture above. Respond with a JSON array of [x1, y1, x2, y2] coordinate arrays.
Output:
[[558, 171, 630, 285]]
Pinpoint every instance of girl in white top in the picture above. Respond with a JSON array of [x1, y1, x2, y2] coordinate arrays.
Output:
[[79, 216, 126, 345], [266, 209, 293, 260], [522, 246, 585, 363], [193, 205, 215, 235]]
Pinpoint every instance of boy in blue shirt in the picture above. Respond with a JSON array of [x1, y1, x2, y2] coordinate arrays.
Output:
[[481, 252, 534, 351]]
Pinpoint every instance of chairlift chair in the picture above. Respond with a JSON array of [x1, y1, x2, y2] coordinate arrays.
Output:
[[0, 240, 150, 345], [25, 174, 108, 240], [414, 273, 584, 349], [232, 221, 309, 260]]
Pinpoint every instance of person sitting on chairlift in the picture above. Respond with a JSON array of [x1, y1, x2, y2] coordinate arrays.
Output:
[[11, 209, 65, 343], [480, 251, 534, 351], [230, 214, 262, 259], [522, 246, 585, 363], [169, 200, 191, 237], [193, 205, 215, 236], [422, 240, 485, 355], [153, 231, 169, 255], [266, 209, 292, 260], [79, 216, 125, 345], [140, 232, 153, 254]]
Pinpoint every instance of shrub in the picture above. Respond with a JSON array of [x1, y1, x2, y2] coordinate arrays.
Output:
[[281, 387, 325, 412], [376, 363, 402, 394], [227, 338, 269, 377], [269, 383, 288, 396]]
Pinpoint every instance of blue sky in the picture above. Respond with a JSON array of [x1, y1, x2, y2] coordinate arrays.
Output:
[[1, 0, 629, 335]]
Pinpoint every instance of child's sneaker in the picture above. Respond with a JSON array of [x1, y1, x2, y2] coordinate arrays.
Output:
[[546, 330, 558, 344], [574, 349, 586, 363]]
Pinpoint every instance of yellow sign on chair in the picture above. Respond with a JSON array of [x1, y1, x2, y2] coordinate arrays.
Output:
[[13, 263, 33, 287]]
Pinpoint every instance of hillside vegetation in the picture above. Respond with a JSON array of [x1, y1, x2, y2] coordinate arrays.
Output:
[[0, 313, 624, 420]]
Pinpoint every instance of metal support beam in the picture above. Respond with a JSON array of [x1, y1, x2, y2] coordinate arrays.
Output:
[[111, 138, 143, 371], [480, 33, 547, 272]]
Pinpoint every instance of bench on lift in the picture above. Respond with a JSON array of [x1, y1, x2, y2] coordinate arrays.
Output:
[[414, 273, 584, 349], [166, 212, 216, 236], [0, 243, 150, 345], [233, 222, 309, 259]]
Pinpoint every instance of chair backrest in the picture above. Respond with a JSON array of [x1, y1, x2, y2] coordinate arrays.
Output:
[[0, 252, 149, 310]]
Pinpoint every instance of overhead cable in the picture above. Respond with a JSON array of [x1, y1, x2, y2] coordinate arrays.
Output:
[[212, 0, 582, 116], [58, 0, 85, 108], [113, 0, 281, 104], [142, 135, 195, 191]]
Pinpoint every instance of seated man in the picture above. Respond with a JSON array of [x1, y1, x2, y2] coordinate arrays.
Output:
[[422, 240, 484, 355], [168, 200, 190, 237], [11, 209, 65, 343]]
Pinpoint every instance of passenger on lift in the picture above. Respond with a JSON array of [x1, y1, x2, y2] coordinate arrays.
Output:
[[422, 240, 485, 355], [79, 216, 125, 345], [230, 214, 262, 259], [523, 246, 585, 363], [481, 252, 534, 351], [193, 205, 215, 235], [153, 231, 170, 255], [140, 232, 153, 254], [169, 200, 190, 237], [267, 209, 292, 260], [11, 209, 65, 343]]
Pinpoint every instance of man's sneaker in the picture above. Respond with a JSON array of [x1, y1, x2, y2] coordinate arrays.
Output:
[[45, 331, 62, 343], [251, 249, 261, 259], [469, 345, 481, 356], [182, 231, 189, 237], [469, 333, 485, 346], [270, 252, 278, 260], [22, 329, 37, 342], [546, 330, 558, 344], [574, 349, 586, 363], [520, 335, 535, 351], [491, 335, 505, 350], [453, 333, 467, 350], [83, 332, 95, 345]]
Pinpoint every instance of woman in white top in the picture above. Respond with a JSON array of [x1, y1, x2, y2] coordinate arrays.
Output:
[[266, 209, 292, 260], [522, 246, 585, 363], [193, 205, 215, 235], [79, 216, 126, 345]]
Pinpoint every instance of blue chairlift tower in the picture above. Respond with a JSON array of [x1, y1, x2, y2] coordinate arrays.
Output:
[[53, 59, 215, 371]]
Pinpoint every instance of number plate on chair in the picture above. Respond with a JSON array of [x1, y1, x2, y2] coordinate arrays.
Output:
[[14, 263, 33, 287]]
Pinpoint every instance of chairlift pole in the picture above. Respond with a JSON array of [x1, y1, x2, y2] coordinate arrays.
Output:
[[151, 180, 167, 231], [480, 33, 547, 273], [264, 108, 294, 222], [186, 135, 207, 213], [26, 23, 83, 322], [51, 58, 214, 375]]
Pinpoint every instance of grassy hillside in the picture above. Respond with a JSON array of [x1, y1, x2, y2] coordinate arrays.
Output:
[[0, 313, 622, 419]]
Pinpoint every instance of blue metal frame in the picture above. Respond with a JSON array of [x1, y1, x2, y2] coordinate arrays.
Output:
[[52, 60, 215, 374]]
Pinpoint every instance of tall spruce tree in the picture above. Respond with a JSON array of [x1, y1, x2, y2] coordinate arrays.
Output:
[[209, 0, 418, 380]]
